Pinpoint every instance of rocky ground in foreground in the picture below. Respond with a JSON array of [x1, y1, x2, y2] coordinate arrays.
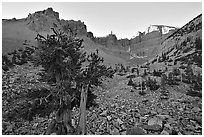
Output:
[[2, 65, 202, 135], [84, 75, 202, 135]]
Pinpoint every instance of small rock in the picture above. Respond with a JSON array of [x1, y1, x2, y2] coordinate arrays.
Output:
[[100, 110, 108, 116], [186, 124, 195, 131], [156, 114, 170, 120], [2, 122, 9, 131], [139, 108, 149, 116], [195, 123, 202, 130], [178, 132, 183, 135], [167, 117, 176, 124], [117, 118, 124, 125], [121, 131, 126, 135], [157, 108, 163, 114], [164, 123, 172, 130], [107, 116, 112, 121], [126, 127, 147, 135], [140, 116, 148, 123], [160, 95, 169, 100], [33, 123, 38, 128], [112, 120, 120, 129], [120, 112, 127, 118], [115, 103, 119, 108], [160, 130, 170, 135], [71, 119, 76, 127], [111, 104, 115, 108], [110, 128, 120, 135], [150, 110, 157, 115], [99, 124, 105, 130], [178, 107, 184, 111], [5, 124, 15, 133], [121, 124, 126, 130], [192, 107, 201, 112], [95, 131, 101, 135]]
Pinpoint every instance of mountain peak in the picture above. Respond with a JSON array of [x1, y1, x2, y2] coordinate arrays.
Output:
[[26, 7, 60, 32], [27, 7, 59, 19]]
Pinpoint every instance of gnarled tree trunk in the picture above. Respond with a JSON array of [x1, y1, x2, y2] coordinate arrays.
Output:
[[45, 73, 74, 135], [45, 96, 74, 135]]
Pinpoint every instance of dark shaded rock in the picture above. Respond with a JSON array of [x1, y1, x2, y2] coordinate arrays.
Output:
[[190, 116, 202, 125], [126, 127, 147, 135], [171, 130, 178, 135], [87, 31, 94, 40], [186, 90, 202, 98], [142, 124, 162, 132], [192, 107, 201, 112]]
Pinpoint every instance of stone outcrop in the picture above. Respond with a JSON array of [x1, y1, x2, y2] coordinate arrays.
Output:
[[94, 33, 117, 47], [94, 25, 177, 49], [26, 7, 87, 36], [26, 7, 60, 32], [87, 31, 94, 40], [61, 19, 87, 36], [146, 25, 177, 34]]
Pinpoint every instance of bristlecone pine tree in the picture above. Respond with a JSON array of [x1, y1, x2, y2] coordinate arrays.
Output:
[[35, 28, 113, 135], [35, 29, 86, 134]]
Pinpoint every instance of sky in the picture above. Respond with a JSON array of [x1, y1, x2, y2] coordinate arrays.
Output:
[[2, 2, 202, 39]]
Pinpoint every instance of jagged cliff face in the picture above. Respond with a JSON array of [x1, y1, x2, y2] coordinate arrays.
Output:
[[26, 7, 87, 36], [26, 8, 61, 32], [93, 25, 177, 49], [91, 24, 177, 65]]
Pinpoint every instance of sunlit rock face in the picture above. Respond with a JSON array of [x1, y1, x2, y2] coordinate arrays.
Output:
[[146, 25, 177, 34]]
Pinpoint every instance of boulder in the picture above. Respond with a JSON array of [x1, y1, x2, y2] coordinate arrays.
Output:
[[142, 124, 162, 131], [126, 127, 147, 135], [148, 117, 163, 127]]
